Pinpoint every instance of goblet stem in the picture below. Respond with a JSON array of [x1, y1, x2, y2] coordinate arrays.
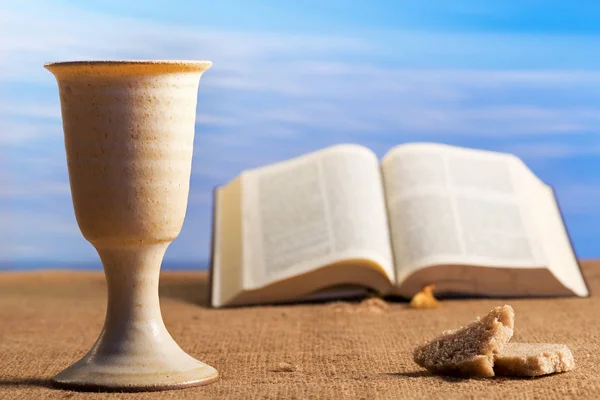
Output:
[[102, 245, 165, 326], [97, 244, 168, 354]]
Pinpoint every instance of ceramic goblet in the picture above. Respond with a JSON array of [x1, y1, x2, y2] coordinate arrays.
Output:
[[44, 60, 218, 391]]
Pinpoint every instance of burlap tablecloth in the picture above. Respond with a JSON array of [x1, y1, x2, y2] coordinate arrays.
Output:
[[1, 262, 599, 399]]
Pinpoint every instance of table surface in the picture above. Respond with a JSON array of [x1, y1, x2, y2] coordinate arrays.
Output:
[[1, 261, 599, 400]]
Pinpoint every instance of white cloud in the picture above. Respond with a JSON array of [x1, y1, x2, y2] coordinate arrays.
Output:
[[0, 245, 48, 257], [0, 210, 78, 236], [192, 162, 237, 181], [555, 184, 600, 215], [187, 190, 213, 206], [195, 113, 238, 127], [303, 64, 600, 86], [3, 0, 600, 144], [0, 180, 70, 199], [3, 0, 600, 262], [0, 101, 61, 119], [369, 105, 600, 136], [0, 2, 371, 85], [505, 143, 600, 159], [0, 120, 63, 144]]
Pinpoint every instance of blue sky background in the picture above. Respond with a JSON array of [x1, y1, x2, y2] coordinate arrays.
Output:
[[2, 0, 600, 269]]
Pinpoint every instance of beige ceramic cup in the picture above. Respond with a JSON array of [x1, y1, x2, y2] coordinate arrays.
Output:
[[44, 60, 218, 391]]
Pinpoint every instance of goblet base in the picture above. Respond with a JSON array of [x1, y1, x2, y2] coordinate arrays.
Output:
[[52, 361, 218, 392], [51, 340, 218, 392]]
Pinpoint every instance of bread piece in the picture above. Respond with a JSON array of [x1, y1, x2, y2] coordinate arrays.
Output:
[[413, 305, 514, 377], [494, 343, 575, 377]]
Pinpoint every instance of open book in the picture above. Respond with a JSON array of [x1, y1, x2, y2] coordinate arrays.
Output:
[[209, 143, 589, 308]]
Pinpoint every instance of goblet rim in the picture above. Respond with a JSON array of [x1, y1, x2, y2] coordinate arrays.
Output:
[[44, 60, 212, 76], [44, 60, 212, 68]]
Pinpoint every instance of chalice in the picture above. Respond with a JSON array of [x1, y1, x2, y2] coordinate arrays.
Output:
[[45, 60, 218, 391]]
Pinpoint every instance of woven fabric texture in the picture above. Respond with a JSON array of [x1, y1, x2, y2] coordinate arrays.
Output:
[[1, 262, 598, 399]]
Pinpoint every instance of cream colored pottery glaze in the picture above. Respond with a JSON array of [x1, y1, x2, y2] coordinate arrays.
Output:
[[44, 60, 218, 392]]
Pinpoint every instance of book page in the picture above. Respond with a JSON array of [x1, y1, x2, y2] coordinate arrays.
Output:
[[517, 166, 589, 296], [241, 144, 394, 290], [381, 143, 547, 283]]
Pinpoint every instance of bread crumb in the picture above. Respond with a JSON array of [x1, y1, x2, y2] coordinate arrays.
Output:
[[409, 285, 440, 309], [271, 362, 298, 372], [328, 297, 389, 314], [358, 297, 389, 313], [329, 301, 354, 312]]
